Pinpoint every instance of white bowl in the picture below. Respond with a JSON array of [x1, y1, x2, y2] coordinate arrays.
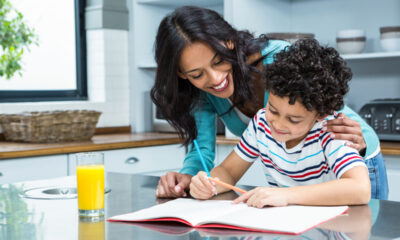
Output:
[[266, 32, 314, 44], [380, 38, 400, 52], [337, 29, 365, 38], [337, 40, 366, 54], [336, 37, 366, 54], [381, 32, 400, 39]]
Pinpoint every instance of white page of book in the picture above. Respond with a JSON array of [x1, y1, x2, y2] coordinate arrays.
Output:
[[110, 198, 247, 226], [203, 204, 348, 233], [109, 198, 348, 233]]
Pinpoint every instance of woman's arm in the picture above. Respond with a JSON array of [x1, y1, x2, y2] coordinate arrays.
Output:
[[156, 95, 218, 198]]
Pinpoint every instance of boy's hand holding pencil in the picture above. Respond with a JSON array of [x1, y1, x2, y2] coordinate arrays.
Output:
[[190, 139, 247, 200], [190, 171, 218, 199], [189, 171, 247, 199]]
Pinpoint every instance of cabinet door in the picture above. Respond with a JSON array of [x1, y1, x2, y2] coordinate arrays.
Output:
[[0, 155, 68, 184], [68, 144, 185, 176]]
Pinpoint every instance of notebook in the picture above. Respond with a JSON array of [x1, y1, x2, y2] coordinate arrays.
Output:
[[108, 198, 348, 235]]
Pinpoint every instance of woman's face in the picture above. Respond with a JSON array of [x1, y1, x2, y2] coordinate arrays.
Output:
[[178, 41, 234, 99]]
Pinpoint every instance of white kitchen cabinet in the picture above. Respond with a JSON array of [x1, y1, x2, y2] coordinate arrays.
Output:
[[383, 155, 400, 202], [68, 144, 185, 176], [0, 155, 68, 184]]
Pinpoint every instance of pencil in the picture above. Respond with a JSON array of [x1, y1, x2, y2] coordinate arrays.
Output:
[[208, 177, 247, 194], [193, 139, 211, 177]]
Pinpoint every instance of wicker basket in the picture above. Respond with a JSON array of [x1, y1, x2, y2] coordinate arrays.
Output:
[[0, 110, 102, 143]]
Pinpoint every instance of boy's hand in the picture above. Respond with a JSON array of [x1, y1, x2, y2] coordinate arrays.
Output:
[[233, 187, 290, 208], [189, 171, 217, 199], [324, 113, 366, 153]]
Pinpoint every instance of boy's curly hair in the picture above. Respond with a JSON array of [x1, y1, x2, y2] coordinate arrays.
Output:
[[264, 39, 352, 116]]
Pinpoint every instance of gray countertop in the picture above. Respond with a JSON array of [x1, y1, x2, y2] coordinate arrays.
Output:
[[0, 173, 399, 240]]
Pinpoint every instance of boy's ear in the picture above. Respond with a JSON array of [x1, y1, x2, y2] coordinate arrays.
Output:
[[316, 114, 328, 122]]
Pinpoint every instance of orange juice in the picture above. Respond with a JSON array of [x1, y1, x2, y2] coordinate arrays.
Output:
[[77, 164, 105, 210], [79, 219, 105, 240]]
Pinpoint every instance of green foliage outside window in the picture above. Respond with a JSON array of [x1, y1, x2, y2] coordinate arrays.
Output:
[[0, 0, 37, 79]]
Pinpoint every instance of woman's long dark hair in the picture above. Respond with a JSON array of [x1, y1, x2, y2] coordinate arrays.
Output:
[[151, 6, 268, 146]]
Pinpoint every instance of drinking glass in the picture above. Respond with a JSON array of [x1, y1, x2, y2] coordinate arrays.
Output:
[[78, 217, 105, 240], [76, 152, 105, 217]]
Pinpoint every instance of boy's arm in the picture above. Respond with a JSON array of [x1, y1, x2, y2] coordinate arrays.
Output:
[[190, 112, 261, 199], [286, 135, 371, 205], [285, 165, 370, 205], [189, 150, 252, 199], [211, 150, 253, 194], [233, 165, 370, 207]]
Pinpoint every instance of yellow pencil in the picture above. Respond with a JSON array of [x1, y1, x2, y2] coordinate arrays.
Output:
[[208, 177, 247, 194]]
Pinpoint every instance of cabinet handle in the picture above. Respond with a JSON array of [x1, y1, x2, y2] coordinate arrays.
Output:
[[0, 172, 3, 177], [125, 157, 139, 164]]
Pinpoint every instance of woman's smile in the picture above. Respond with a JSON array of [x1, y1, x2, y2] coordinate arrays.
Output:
[[211, 76, 229, 92]]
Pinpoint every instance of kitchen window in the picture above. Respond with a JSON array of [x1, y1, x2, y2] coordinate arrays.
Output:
[[0, 0, 87, 102]]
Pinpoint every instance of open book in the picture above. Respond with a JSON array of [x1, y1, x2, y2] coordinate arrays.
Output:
[[108, 198, 348, 235]]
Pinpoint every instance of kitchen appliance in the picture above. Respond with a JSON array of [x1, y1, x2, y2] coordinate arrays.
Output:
[[152, 104, 225, 134], [359, 99, 400, 141]]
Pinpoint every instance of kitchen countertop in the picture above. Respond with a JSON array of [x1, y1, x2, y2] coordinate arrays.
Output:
[[1, 132, 400, 159], [0, 132, 182, 159], [0, 173, 399, 240]]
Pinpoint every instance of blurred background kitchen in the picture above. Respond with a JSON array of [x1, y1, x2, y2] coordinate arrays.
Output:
[[1, 0, 400, 201]]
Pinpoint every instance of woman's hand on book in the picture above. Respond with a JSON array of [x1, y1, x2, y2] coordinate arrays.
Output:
[[190, 171, 217, 199], [233, 187, 290, 208], [156, 172, 192, 198]]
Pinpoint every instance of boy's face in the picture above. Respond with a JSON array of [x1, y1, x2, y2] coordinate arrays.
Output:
[[265, 93, 325, 148]]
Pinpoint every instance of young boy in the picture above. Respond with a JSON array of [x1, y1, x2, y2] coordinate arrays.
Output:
[[190, 39, 371, 207]]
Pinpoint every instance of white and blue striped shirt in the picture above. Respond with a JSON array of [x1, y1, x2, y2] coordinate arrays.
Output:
[[234, 109, 366, 187]]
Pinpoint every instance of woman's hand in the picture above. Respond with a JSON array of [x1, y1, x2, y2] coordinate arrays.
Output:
[[233, 187, 290, 208], [189, 171, 216, 200], [324, 113, 367, 154], [156, 172, 192, 198]]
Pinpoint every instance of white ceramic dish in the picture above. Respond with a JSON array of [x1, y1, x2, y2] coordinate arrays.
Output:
[[337, 29, 365, 38], [380, 38, 400, 52], [337, 41, 365, 54], [336, 37, 366, 54], [266, 32, 314, 44]]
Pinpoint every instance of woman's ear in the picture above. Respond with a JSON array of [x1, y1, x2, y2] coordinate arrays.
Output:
[[226, 40, 235, 50]]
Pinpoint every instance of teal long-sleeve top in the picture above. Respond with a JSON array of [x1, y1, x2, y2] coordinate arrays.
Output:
[[180, 40, 380, 176]]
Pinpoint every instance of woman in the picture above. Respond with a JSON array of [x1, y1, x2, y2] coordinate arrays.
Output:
[[151, 6, 388, 199]]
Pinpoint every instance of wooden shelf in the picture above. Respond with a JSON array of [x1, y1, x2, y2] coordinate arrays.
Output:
[[342, 51, 400, 60]]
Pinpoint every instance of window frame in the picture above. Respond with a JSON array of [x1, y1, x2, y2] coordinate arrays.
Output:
[[0, 0, 87, 103]]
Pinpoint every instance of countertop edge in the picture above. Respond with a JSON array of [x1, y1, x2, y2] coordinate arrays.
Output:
[[1, 133, 400, 159]]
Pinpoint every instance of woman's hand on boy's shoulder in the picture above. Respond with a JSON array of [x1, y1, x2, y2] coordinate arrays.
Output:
[[156, 172, 192, 198], [324, 113, 367, 154], [232, 187, 290, 208]]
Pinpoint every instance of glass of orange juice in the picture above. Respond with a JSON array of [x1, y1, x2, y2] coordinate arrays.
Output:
[[78, 217, 105, 240], [76, 152, 105, 217]]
